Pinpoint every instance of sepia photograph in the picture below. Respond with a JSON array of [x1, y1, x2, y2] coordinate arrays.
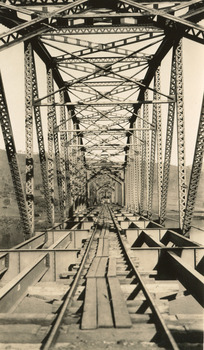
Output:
[[0, 0, 203, 349]]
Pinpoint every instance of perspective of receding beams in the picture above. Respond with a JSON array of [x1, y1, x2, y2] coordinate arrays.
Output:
[[0, 0, 203, 237]]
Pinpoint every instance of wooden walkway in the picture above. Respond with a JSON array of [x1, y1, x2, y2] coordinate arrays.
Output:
[[81, 227, 132, 329]]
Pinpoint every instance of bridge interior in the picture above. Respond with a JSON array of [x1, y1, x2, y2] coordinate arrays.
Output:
[[0, 0, 203, 348], [0, 0, 203, 238]]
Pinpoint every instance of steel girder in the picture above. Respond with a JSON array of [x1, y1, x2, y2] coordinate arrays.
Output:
[[30, 43, 53, 226], [133, 123, 140, 212], [47, 68, 65, 223], [160, 49, 177, 225], [175, 40, 187, 229], [183, 95, 204, 234], [140, 99, 147, 214], [25, 41, 34, 233], [144, 91, 150, 212], [47, 68, 55, 223], [156, 67, 163, 219], [0, 0, 203, 53], [0, 0, 203, 233], [0, 72, 32, 238], [147, 72, 158, 217], [59, 90, 67, 215]]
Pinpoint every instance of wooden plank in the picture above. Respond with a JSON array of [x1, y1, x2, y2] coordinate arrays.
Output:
[[103, 238, 109, 256], [108, 277, 132, 328], [81, 278, 97, 329], [86, 257, 100, 278], [97, 278, 113, 328], [107, 258, 116, 277], [101, 228, 106, 237], [96, 257, 108, 277], [96, 238, 103, 256]]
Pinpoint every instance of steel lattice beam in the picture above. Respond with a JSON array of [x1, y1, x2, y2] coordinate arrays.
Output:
[[183, 95, 204, 234], [47, 68, 65, 223], [30, 43, 53, 226], [0, 72, 32, 238], [25, 41, 34, 234], [175, 39, 187, 229], [147, 72, 158, 217], [160, 49, 177, 224], [156, 67, 163, 218]]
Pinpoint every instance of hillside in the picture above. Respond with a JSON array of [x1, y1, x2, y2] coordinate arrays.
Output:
[[0, 149, 60, 247], [0, 149, 203, 248]]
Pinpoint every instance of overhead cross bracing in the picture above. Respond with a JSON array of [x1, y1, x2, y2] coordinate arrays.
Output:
[[0, 0, 203, 240]]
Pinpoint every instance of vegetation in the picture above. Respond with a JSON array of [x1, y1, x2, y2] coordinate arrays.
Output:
[[0, 149, 203, 248]]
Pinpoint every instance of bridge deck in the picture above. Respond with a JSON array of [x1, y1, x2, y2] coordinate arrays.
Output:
[[0, 205, 203, 349]]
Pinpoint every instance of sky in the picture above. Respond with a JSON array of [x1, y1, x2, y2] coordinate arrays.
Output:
[[0, 32, 203, 166]]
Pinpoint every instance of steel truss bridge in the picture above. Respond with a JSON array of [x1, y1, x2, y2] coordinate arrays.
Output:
[[0, 0, 203, 238], [0, 0, 204, 348]]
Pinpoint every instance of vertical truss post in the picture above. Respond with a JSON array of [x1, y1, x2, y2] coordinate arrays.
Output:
[[0, 72, 32, 238], [75, 135, 80, 212], [87, 172, 90, 205], [115, 181, 118, 204], [71, 122, 78, 212], [133, 123, 139, 212], [67, 110, 72, 212], [160, 50, 176, 224], [59, 91, 67, 218], [124, 167, 127, 207], [78, 147, 83, 211], [140, 105, 147, 214], [130, 135, 134, 210], [47, 68, 64, 223], [25, 42, 34, 234], [47, 69, 55, 224], [183, 95, 204, 234], [148, 73, 158, 218], [31, 46, 53, 226], [156, 67, 163, 218], [137, 110, 142, 212], [125, 160, 130, 209], [144, 91, 150, 210], [119, 182, 122, 206], [128, 153, 131, 210], [116, 182, 119, 205], [175, 40, 187, 229], [81, 147, 87, 207], [77, 139, 86, 210], [121, 170, 125, 207]]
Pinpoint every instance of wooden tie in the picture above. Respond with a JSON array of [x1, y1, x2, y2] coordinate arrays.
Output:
[[81, 232, 132, 329]]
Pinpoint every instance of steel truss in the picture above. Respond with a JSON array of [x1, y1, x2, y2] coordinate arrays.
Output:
[[0, 72, 32, 238], [0, 0, 203, 237], [175, 40, 187, 229], [25, 41, 34, 233], [160, 48, 177, 224], [183, 95, 204, 234], [47, 68, 65, 223]]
